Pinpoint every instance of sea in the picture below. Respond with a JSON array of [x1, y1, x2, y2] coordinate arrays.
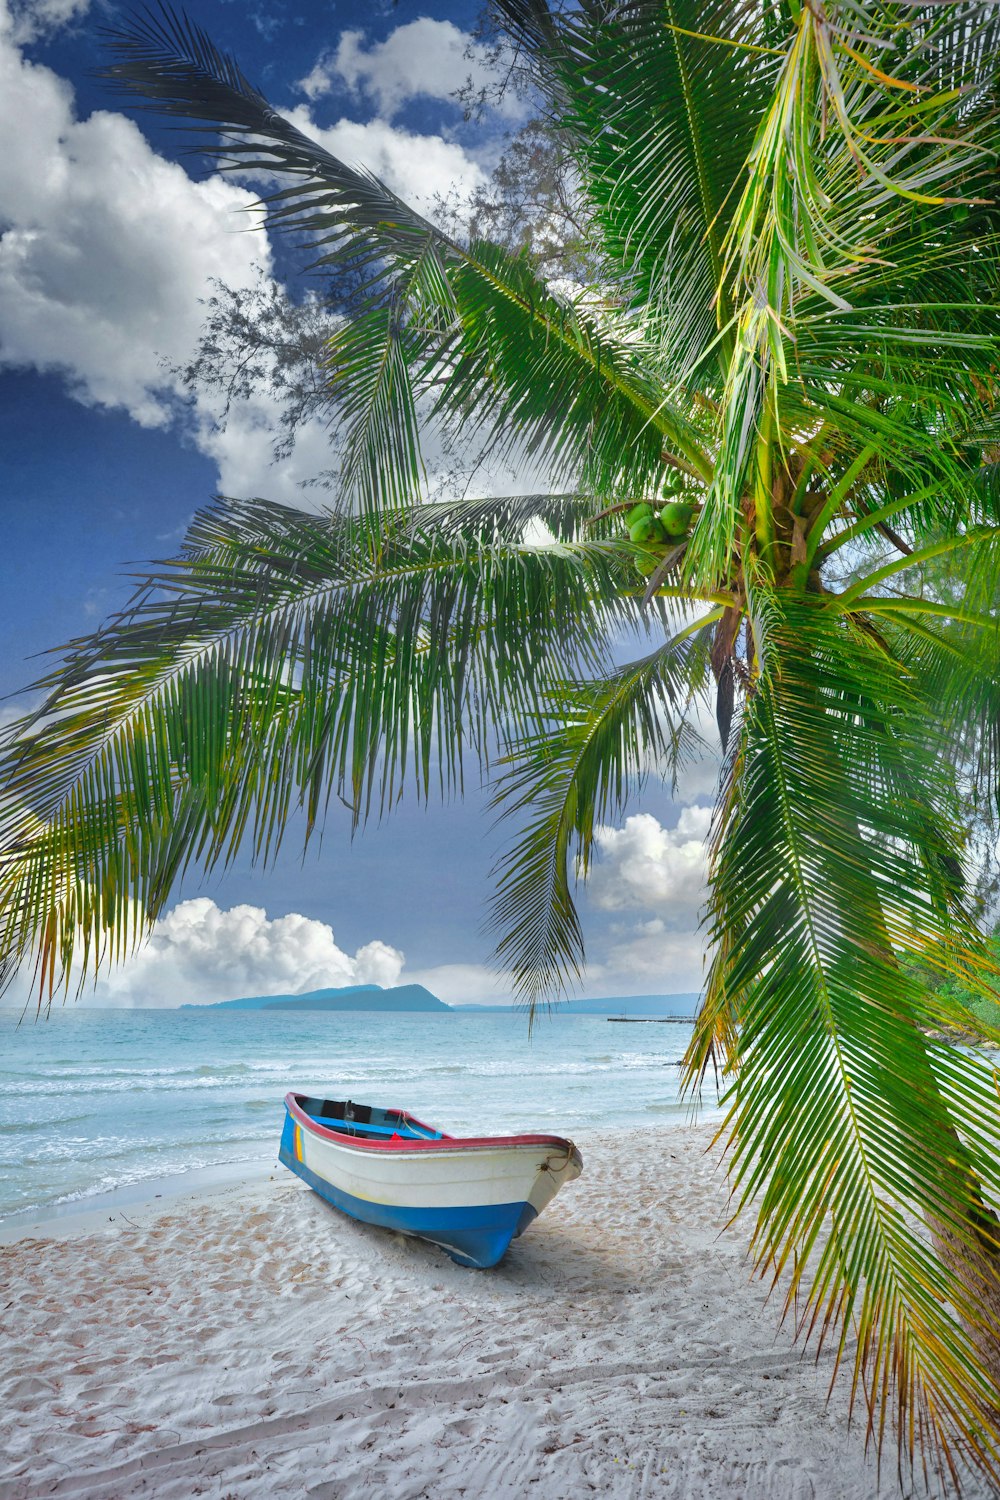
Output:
[[0, 1007, 717, 1224]]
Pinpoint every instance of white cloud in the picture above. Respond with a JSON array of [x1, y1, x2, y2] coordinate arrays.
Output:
[[0, 3, 270, 427], [0, 3, 491, 507], [573, 809, 713, 996], [81, 897, 405, 1008], [6, 0, 89, 44], [586, 808, 711, 918], [194, 392, 340, 508], [587, 925, 709, 995], [286, 106, 487, 217], [299, 20, 517, 121]]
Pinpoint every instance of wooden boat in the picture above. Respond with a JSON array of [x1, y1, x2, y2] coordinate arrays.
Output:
[[278, 1092, 582, 1268]]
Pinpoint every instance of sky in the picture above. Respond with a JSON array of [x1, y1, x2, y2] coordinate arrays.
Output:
[[0, 0, 720, 1007]]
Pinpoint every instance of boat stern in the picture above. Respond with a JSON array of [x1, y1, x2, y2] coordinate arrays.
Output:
[[278, 1103, 305, 1178]]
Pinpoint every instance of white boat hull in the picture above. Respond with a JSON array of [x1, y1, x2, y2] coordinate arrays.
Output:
[[279, 1094, 582, 1267]]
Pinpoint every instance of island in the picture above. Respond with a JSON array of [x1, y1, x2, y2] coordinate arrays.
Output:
[[181, 983, 449, 1013], [181, 986, 698, 1016]]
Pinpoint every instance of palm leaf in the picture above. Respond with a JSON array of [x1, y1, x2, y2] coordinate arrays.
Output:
[[491, 618, 717, 1009], [101, 7, 714, 502], [494, 0, 775, 372], [0, 495, 651, 1004], [690, 589, 1000, 1481]]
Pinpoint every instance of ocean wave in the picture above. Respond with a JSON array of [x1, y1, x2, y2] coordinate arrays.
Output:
[[1, 1075, 291, 1096], [0, 1116, 91, 1135]]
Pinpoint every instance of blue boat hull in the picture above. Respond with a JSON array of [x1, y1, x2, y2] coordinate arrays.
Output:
[[280, 1136, 536, 1268]]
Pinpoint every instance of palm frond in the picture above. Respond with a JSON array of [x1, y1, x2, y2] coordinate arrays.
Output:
[[435, 248, 713, 494], [684, 0, 1000, 589], [102, 7, 714, 503], [0, 495, 651, 1005], [494, 0, 776, 375], [690, 589, 1000, 1481], [491, 619, 716, 1010]]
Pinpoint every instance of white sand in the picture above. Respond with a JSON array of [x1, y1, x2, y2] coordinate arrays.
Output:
[[0, 1126, 989, 1500]]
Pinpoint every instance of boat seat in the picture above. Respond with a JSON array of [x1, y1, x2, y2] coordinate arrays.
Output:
[[303, 1112, 442, 1141]]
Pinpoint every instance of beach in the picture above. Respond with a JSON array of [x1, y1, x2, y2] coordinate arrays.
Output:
[[1, 1123, 982, 1500]]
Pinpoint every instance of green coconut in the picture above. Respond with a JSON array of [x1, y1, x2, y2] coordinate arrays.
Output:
[[629, 515, 657, 543], [634, 550, 661, 579], [659, 499, 695, 537], [625, 502, 654, 528]]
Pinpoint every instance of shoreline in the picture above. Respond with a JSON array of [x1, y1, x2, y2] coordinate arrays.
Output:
[[0, 1155, 277, 1245], [1, 1124, 983, 1499]]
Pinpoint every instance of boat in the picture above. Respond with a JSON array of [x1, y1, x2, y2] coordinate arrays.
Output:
[[278, 1092, 583, 1268]]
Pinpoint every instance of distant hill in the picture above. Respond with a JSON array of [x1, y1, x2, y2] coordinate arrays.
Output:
[[265, 984, 448, 1013], [182, 986, 696, 1016], [450, 993, 701, 1017], [182, 983, 447, 1013]]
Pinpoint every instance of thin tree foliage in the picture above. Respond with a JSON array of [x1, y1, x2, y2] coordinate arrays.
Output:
[[4, 0, 1000, 1486]]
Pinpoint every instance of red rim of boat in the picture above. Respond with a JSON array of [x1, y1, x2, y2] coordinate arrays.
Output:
[[285, 1092, 581, 1157]]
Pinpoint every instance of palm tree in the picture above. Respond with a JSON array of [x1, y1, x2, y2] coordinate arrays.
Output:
[[4, 0, 1000, 1483]]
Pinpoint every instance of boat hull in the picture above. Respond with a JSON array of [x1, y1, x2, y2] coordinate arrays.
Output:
[[279, 1094, 582, 1268]]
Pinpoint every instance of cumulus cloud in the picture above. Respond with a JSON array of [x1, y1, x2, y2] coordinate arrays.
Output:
[[0, 4, 270, 427], [286, 106, 487, 217], [586, 925, 709, 995], [298, 20, 518, 121], [586, 808, 711, 918], [193, 392, 340, 509], [0, 5, 494, 504], [6, 0, 89, 44], [574, 809, 713, 996], [84, 898, 405, 1008]]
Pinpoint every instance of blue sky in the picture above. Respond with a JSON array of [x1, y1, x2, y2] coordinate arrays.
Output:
[[0, 0, 717, 1006]]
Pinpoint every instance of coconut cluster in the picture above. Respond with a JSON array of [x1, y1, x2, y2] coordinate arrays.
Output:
[[624, 496, 694, 578]]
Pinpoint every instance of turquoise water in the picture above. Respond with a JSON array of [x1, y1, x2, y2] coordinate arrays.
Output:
[[0, 1008, 712, 1220]]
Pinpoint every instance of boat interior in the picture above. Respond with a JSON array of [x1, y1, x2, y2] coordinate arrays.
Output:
[[295, 1095, 445, 1142]]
